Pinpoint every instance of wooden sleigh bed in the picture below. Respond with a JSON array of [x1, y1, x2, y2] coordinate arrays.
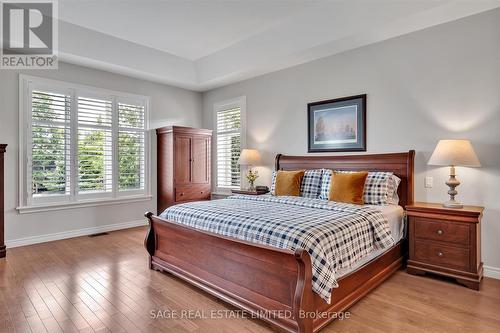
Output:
[[145, 151, 415, 333]]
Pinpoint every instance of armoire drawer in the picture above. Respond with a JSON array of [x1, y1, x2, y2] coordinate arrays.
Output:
[[175, 185, 211, 202]]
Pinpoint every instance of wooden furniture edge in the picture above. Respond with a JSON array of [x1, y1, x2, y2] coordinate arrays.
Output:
[[156, 125, 213, 136], [0, 144, 5, 258], [406, 202, 483, 219], [407, 261, 483, 290]]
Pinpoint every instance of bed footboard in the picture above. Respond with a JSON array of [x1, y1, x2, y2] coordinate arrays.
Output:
[[145, 212, 314, 333]]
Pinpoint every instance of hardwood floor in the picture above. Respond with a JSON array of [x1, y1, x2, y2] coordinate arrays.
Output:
[[1, 227, 499, 333]]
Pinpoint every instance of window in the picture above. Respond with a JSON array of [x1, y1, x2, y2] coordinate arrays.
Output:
[[118, 101, 146, 191], [214, 96, 246, 191], [31, 90, 71, 197], [19, 75, 150, 211], [77, 95, 113, 195]]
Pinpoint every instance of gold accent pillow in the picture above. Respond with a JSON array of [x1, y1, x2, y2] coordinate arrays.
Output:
[[329, 171, 369, 205], [275, 170, 305, 196]]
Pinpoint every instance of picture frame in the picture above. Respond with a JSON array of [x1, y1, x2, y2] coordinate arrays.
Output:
[[308, 94, 366, 152]]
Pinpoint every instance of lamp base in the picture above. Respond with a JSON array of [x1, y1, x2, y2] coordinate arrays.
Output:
[[443, 200, 463, 209], [444, 166, 463, 209]]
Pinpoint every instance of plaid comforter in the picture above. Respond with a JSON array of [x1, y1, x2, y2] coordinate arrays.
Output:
[[160, 195, 394, 303]]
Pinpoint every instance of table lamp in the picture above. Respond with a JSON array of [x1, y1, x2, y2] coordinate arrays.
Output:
[[428, 140, 481, 208], [238, 149, 261, 190]]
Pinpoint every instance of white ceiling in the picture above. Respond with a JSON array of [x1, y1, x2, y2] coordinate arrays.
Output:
[[57, 0, 500, 91]]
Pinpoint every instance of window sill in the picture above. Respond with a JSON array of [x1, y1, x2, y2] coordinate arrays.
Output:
[[16, 195, 153, 214]]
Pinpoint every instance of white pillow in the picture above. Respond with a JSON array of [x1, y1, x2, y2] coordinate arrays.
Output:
[[270, 171, 277, 195], [387, 175, 401, 205]]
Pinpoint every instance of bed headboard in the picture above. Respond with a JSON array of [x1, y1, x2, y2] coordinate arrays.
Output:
[[275, 150, 415, 207]]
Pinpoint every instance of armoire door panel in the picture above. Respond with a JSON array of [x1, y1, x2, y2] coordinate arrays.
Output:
[[192, 137, 210, 184], [174, 136, 191, 184]]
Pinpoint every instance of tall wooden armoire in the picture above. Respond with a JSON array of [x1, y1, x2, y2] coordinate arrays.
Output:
[[157, 126, 212, 214]]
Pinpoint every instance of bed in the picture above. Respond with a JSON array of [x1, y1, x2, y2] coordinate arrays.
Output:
[[145, 151, 414, 333]]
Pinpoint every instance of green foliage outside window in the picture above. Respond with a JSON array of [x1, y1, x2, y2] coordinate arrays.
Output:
[[32, 93, 144, 195], [118, 131, 142, 190], [78, 129, 106, 191], [32, 92, 69, 195], [217, 108, 241, 187], [118, 104, 143, 190], [231, 135, 240, 186]]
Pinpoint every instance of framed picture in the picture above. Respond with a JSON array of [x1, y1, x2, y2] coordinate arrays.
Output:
[[308, 94, 366, 152]]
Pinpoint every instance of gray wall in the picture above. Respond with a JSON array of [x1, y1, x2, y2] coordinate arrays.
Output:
[[0, 62, 202, 243], [203, 9, 500, 273]]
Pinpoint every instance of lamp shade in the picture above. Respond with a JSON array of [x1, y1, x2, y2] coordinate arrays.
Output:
[[238, 149, 261, 166], [428, 140, 481, 167]]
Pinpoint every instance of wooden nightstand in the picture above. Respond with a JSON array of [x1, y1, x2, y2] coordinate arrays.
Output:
[[231, 189, 269, 195], [406, 202, 484, 290]]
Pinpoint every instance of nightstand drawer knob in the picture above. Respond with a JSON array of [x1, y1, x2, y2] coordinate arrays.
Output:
[[437, 251, 444, 257], [437, 229, 444, 235]]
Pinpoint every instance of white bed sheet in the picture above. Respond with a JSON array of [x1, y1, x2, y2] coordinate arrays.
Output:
[[336, 204, 405, 278]]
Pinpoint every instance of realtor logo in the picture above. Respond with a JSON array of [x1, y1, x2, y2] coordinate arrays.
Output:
[[1, 0, 58, 68]]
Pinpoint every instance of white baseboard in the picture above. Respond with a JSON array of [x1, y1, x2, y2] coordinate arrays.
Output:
[[484, 266, 500, 280], [6, 219, 148, 248]]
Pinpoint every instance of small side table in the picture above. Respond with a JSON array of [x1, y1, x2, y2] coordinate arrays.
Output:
[[406, 202, 484, 290]]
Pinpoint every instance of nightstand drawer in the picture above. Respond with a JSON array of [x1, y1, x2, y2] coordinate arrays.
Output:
[[414, 217, 469, 246], [414, 240, 469, 271]]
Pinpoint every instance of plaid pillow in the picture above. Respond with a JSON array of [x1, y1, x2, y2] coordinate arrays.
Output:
[[300, 169, 323, 198], [319, 170, 393, 205], [363, 172, 393, 205], [271, 169, 323, 198]]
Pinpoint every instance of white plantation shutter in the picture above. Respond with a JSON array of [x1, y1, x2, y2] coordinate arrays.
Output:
[[30, 90, 71, 198], [21, 76, 150, 208], [216, 102, 244, 189], [77, 96, 113, 194], [118, 101, 145, 191]]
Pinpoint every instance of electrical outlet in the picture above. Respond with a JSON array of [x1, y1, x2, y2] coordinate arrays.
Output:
[[425, 176, 433, 188]]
